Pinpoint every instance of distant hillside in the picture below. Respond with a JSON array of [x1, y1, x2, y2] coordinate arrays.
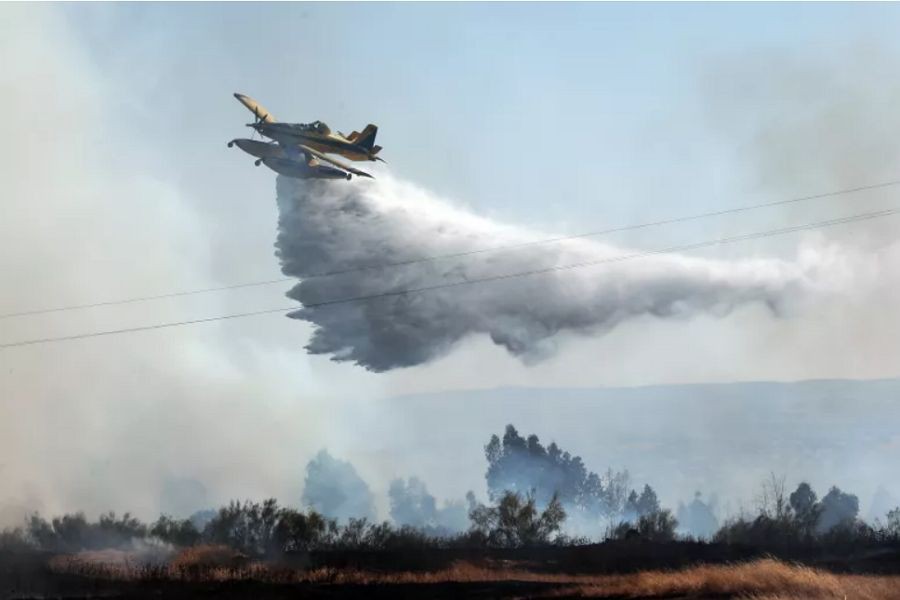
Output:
[[365, 379, 900, 520]]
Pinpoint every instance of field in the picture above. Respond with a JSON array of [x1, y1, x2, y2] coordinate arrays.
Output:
[[4, 545, 900, 599]]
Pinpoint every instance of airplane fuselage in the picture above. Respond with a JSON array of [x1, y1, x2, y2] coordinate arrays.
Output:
[[254, 123, 375, 162]]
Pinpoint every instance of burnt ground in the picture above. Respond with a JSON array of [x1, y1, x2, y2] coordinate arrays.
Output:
[[5, 578, 585, 600], [3, 542, 900, 599]]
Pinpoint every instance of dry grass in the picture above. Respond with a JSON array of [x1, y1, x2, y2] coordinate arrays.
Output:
[[539, 559, 900, 598], [48, 555, 900, 599], [169, 544, 248, 570]]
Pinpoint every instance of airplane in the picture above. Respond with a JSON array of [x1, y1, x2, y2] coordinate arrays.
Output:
[[234, 93, 384, 164], [228, 138, 373, 180]]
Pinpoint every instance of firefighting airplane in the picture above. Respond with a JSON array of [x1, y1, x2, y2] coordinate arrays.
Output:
[[229, 93, 382, 180]]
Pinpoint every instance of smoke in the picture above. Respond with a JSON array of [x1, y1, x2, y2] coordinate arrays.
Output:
[[4, 3, 900, 530], [0, 4, 368, 523], [275, 175, 815, 372], [159, 478, 210, 519]]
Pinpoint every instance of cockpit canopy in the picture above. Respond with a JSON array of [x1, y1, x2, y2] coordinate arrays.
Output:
[[285, 120, 332, 135], [297, 120, 330, 134]]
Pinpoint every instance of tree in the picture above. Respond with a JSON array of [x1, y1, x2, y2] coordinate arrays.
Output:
[[483, 425, 630, 520], [624, 485, 659, 521], [789, 482, 820, 537], [389, 477, 437, 528], [624, 490, 640, 520], [22, 511, 149, 552], [26, 514, 58, 551], [883, 507, 900, 540], [202, 499, 282, 556], [676, 492, 718, 539], [757, 474, 790, 521], [272, 508, 334, 553], [817, 486, 859, 533], [468, 491, 566, 547], [150, 515, 201, 547], [302, 450, 376, 522], [636, 485, 661, 517], [789, 482, 817, 516], [598, 469, 631, 517], [388, 477, 469, 534], [0, 527, 31, 552]]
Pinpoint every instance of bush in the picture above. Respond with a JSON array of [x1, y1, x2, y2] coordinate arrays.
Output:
[[611, 509, 678, 542], [468, 491, 566, 548]]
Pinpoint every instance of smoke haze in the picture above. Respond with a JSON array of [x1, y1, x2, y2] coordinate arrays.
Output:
[[3, 3, 900, 536]]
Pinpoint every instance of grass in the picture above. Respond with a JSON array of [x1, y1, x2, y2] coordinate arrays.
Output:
[[45, 552, 900, 599]]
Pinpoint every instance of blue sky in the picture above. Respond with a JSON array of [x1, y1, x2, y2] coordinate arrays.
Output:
[[59, 1, 900, 233]]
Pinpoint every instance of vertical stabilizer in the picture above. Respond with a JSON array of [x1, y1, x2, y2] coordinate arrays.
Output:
[[354, 124, 378, 150]]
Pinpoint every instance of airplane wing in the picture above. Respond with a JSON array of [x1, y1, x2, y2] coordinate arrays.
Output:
[[234, 93, 277, 123], [300, 145, 374, 179]]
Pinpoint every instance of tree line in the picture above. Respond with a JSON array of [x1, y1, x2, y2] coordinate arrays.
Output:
[[2, 425, 899, 556]]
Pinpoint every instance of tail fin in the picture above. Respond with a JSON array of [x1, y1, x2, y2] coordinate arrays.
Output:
[[355, 124, 378, 150]]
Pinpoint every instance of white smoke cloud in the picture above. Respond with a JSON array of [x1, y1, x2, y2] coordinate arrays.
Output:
[[0, 4, 372, 523], [275, 175, 817, 372]]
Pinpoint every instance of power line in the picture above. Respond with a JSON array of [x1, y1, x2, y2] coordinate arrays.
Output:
[[2, 179, 898, 320], [0, 278, 292, 320], [0, 307, 293, 349], [2, 206, 896, 350]]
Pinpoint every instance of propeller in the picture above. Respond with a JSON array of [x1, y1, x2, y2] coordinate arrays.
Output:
[[254, 105, 270, 124], [246, 107, 270, 135]]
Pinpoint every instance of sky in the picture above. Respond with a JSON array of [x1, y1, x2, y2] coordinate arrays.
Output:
[[2, 2, 900, 524]]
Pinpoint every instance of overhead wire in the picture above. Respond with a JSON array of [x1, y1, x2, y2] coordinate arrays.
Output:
[[2, 205, 897, 350], [2, 179, 898, 320]]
